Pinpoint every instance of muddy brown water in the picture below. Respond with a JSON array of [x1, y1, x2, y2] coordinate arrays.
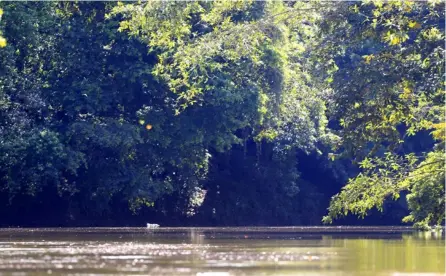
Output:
[[0, 227, 444, 275]]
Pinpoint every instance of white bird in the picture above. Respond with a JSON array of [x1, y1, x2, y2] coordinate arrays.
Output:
[[146, 223, 160, 229]]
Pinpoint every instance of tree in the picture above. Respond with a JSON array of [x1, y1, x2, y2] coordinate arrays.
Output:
[[321, 0, 445, 229], [0, 2, 212, 220], [111, 0, 332, 221], [0, 1, 332, 225]]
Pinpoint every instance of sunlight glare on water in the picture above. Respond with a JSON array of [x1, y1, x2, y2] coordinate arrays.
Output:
[[0, 227, 443, 276]]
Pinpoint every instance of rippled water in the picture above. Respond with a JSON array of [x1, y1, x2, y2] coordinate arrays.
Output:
[[0, 227, 444, 275]]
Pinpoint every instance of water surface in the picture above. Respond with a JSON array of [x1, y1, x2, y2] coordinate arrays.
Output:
[[0, 227, 444, 275]]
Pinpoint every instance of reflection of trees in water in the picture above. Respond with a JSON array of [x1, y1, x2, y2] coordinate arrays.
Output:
[[337, 234, 445, 273], [189, 229, 205, 245]]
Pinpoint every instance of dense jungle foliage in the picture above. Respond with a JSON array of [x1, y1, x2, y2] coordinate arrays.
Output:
[[0, 1, 444, 229]]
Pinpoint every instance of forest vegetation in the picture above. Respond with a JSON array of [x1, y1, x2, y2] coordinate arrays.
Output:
[[0, 0, 444, 230]]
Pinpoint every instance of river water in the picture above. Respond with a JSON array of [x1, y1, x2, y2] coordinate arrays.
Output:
[[0, 227, 444, 275]]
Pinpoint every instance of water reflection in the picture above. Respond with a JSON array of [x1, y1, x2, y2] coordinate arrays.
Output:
[[189, 228, 205, 244], [0, 227, 443, 275]]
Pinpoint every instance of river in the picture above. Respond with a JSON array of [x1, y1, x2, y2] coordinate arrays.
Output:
[[0, 227, 444, 275]]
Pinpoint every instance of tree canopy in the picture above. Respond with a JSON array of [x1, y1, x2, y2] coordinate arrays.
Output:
[[320, 0, 445, 229], [0, 1, 443, 229]]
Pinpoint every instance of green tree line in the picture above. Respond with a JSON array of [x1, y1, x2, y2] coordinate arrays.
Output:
[[0, 1, 443, 229]]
